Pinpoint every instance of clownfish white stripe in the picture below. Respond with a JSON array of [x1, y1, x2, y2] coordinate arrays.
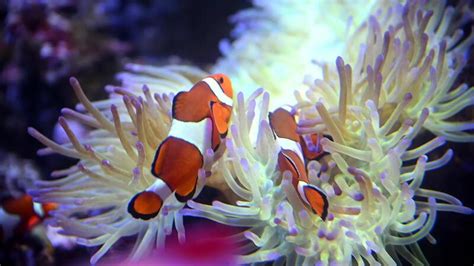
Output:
[[167, 118, 213, 155], [147, 177, 173, 200], [277, 137, 304, 161], [202, 77, 233, 107], [33, 201, 44, 217]]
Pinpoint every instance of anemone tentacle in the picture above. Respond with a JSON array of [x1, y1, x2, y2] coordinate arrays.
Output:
[[28, 0, 472, 264], [29, 67, 206, 263]]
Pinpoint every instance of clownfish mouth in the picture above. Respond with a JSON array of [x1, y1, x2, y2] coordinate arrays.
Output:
[[127, 191, 163, 220]]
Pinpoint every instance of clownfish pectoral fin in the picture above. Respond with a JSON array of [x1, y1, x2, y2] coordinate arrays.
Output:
[[297, 181, 329, 220], [193, 168, 208, 198], [210, 101, 231, 136], [127, 191, 163, 220], [174, 174, 199, 202], [27, 215, 41, 231]]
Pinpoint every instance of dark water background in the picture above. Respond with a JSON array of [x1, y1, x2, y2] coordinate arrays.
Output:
[[0, 1, 472, 265]]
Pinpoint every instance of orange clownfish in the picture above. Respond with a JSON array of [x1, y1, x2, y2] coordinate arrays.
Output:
[[268, 107, 328, 220], [128, 74, 233, 220], [0, 195, 57, 241]]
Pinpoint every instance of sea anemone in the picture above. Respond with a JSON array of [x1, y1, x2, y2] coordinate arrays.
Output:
[[27, 0, 473, 264], [28, 66, 212, 263], [212, 0, 377, 107], [182, 0, 474, 264]]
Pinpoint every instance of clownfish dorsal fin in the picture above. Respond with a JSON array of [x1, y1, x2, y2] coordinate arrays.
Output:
[[172, 82, 216, 122], [172, 91, 190, 120], [297, 181, 329, 220], [127, 191, 163, 220], [268, 108, 299, 142]]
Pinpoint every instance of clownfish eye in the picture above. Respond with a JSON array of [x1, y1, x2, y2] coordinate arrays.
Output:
[[219, 77, 224, 84]]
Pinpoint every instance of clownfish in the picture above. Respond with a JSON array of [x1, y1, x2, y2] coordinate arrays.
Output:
[[0, 195, 57, 241], [128, 74, 233, 220], [268, 107, 329, 220]]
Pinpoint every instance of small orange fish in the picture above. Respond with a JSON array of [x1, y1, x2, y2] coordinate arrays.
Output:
[[128, 74, 233, 220], [269, 108, 328, 220], [0, 195, 57, 241]]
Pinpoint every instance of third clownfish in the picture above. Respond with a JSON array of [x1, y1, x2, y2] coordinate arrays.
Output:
[[268, 108, 329, 220], [128, 74, 233, 220], [0, 195, 57, 241]]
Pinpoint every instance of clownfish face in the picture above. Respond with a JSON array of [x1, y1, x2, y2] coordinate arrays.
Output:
[[202, 73, 233, 108], [208, 73, 233, 103]]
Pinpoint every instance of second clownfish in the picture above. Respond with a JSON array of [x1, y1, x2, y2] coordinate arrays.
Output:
[[269, 108, 329, 220], [128, 74, 233, 220]]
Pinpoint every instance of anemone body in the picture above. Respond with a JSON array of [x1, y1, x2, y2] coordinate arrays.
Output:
[[213, 0, 377, 108]]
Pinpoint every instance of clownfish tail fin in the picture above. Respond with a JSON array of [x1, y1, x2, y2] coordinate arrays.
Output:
[[127, 178, 172, 220], [127, 191, 164, 220], [297, 181, 329, 220]]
